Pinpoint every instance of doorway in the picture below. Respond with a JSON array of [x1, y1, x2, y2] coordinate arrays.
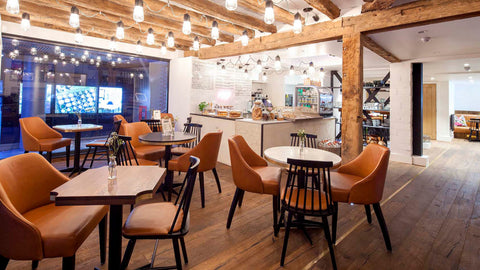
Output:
[[423, 84, 437, 140]]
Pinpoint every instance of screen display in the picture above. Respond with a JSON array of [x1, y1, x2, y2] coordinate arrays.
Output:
[[55, 85, 97, 113], [98, 87, 123, 113]]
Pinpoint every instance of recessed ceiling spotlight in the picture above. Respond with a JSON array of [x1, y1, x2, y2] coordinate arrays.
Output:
[[420, 36, 431, 43]]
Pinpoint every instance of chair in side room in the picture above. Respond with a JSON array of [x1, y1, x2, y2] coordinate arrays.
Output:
[[0, 153, 108, 270], [171, 123, 203, 156], [81, 120, 122, 169], [120, 156, 200, 270], [113, 114, 128, 135], [330, 144, 392, 251], [279, 158, 336, 269], [226, 135, 281, 235], [123, 122, 165, 165], [290, 132, 318, 148], [168, 131, 222, 208], [19, 116, 71, 166]]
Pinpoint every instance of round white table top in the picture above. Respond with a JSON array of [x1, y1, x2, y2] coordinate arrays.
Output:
[[264, 146, 342, 167]]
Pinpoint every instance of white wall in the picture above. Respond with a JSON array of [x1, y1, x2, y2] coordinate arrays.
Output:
[[436, 81, 453, 142], [169, 57, 193, 129], [452, 80, 480, 111], [264, 73, 286, 107]]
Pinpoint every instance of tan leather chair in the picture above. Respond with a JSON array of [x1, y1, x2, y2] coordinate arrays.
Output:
[[0, 153, 108, 269], [123, 122, 165, 163], [114, 114, 128, 135], [226, 135, 281, 235], [168, 131, 223, 208], [19, 116, 71, 166], [330, 144, 392, 250]]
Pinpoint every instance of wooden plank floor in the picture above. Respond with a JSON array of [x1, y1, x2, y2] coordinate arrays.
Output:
[[6, 139, 480, 269]]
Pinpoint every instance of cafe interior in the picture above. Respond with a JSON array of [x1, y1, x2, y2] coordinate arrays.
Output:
[[1, 0, 480, 269]]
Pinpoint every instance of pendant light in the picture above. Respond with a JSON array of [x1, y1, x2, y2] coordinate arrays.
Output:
[[161, 42, 167, 55], [264, 0, 275, 25], [183, 14, 191, 35], [274, 55, 281, 71], [136, 40, 143, 53], [244, 68, 249, 79], [69, 6, 80, 28], [116, 21, 124, 40], [146, 28, 154, 45], [109, 36, 117, 51], [241, 30, 249, 46], [289, 65, 295, 76], [308, 62, 315, 75], [225, 0, 237, 11], [319, 67, 325, 78], [302, 70, 308, 79], [293, 12, 302, 34], [74, 28, 83, 43], [167, 31, 175, 48], [21, 13, 30, 31], [6, 0, 19, 15], [211, 21, 219, 40], [193, 36, 200, 51], [262, 72, 267, 82], [133, 0, 144, 23], [256, 59, 262, 72], [55, 46, 61, 55]]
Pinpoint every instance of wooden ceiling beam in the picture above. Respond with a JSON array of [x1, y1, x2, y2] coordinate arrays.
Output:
[[362, 0, 395, 13], [169, 0, 277, 33], [303, 0, 341, 20], [198, 0, 480, 59], [361, 34, 400, 62], [237, 0, 303, 25]]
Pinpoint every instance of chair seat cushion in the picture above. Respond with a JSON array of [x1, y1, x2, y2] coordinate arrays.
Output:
[[252, 166, 281, 195], [38, 138, 71, 152], [23, 203, 108, 258], [281, 188, 328, 211], [123, 202, 183, 237], [330, 172, 363, 203], [134, 145, 165, 161], [86, 139, 107, 147], [171, 146, 191, 156]]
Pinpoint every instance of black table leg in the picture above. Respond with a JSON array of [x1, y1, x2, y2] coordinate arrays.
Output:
[[164, 146, 173, 201], [108, 205, 123, 270]]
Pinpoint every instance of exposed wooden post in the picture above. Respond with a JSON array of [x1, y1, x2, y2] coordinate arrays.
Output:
[[341, 33, 364, 163]]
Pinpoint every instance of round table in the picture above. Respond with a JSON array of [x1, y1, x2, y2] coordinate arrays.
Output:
[[139, 132, 196, 200], [264, 146, 342, 167]]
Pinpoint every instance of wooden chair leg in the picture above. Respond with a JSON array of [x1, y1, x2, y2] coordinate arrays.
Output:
[[212, 168, 222, 193], [180, 237, 188, 264], [32, 260, 39, 269], [280, 211, 294, 266], [226, 188, 242, 229], [172, 238, 183, 270], [332, 202, 338, 244], [99, 214, 107, 265], [89, 147, 98, 168], [373, 203, 392, 251], [62, 255, 75, 270], [199, 172, 205, 208], [120, 239, 136, 270], [322, 216, 337, 270], [46, 152, 52, 163], [273, 195, 279, 237], [65, 145, 70, 168], [0, 254, 9, 270], [81, 147, 91, 170], [237, 189, 245, 207], [365, 204, 372, 224]]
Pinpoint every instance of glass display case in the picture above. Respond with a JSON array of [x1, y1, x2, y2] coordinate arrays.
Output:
[[295, 86, 333, 116]]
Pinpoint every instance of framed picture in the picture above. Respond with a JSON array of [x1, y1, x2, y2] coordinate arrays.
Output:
[[152, 110, 161, 120], [161, 117, 173, 134]]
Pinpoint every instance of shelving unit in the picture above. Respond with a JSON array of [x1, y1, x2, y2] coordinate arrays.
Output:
[[362, 72, 390, 145]]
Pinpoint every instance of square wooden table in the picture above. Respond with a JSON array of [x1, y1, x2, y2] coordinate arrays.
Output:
[[50, 165, 166, 270]]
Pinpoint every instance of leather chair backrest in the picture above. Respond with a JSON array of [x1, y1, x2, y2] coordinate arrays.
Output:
[[172, 131, 223, 172], [113, 115, 128, 135], [19, 117, 62, 151], [123, 122, 152, 148]]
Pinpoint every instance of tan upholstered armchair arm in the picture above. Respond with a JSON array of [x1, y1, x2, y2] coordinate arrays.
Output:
[[229, 139, 264, 193], [19, 123, 41, 151], [348, 173, 383, 205], [231, 136, 267, 167], [336, 154, 365, 176]]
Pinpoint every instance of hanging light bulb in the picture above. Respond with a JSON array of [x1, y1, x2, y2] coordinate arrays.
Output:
[[225, 0, 237, 11], [133, 0, 144, 23], [182, 14, 191, 35], [96, 62, 101, 67], [11, 39, 19, 46], [289, 65, 295, 76], [69, 6, 80, 28], [53, 59, 58, 65], [167, 31, 175, 48], [221, 65, 226, 70], [30, 47, 37, 55], [319, 67, 325, 78], [21, 13, 30, 31], [211, 21, 219, 40], [264, 0, 275, 25], [302, 70, 308, 79], [241, 30, 249, 46], [89, 58, 94, 65], [293, 12, 302, 34], [308, 62, 315, 75], [136, 40, 143, 53], [106, 53, 112, 60], [84, 50, 89, 57], [161, 42, 167, 55], [6, 0, 19, 14], [138, 73, 144, 79], [74, 28, 83, 43], [262, 72, 267, 82], [274, 55, 281, 71], [244, 68, 249, 79], [110, 36, 117, 51], [256, 59, 262, 72], [146, 28, 154, 45], [193, 36, 200, 51], [59, 52, 65, 60], [43, 54, 49, 61], [54, 46, 61, 54], [116, 21, 124, 40]]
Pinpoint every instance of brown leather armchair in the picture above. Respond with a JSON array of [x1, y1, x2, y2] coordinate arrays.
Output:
[[330, 144, 392, 250], [0, 153, 108, 269], [124, 122, 165, 163], [226, 135, 281, 235], [113, 114, 128, 135], [19, 116, 71, 166], [168, 131, 223, 208]]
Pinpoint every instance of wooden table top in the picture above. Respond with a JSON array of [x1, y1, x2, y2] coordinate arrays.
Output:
[[50, 166, 166, 205], [264, 146, 342, 167], [139, 131, 196, 146], [53, 124, 103, 133]]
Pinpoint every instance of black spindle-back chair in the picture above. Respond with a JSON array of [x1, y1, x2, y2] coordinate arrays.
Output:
[[290, 133, 318, 148], [81, 120, 122, 169]]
